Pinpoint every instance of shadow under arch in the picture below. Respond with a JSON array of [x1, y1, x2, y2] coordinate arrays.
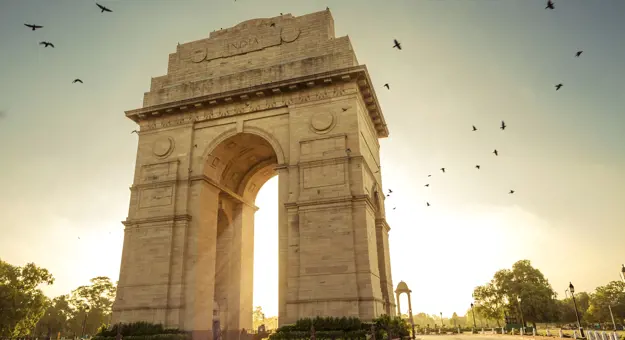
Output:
[[203, 126, 286, 167], [197, 130, 285, 338]]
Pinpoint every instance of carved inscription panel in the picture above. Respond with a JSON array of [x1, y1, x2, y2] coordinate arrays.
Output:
[[140, 86, 354, 132], [139, 186, 174, 209]]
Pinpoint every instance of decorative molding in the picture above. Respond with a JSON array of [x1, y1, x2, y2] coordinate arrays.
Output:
[[122, 214, 192, 227], [285, 296, 387, 305], [126, 66, 389, 137]]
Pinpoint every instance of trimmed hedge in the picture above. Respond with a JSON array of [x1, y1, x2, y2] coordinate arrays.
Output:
[[93, 335, 190, 340], [270, 315, 409, 340], [94, 322, 188, 340]]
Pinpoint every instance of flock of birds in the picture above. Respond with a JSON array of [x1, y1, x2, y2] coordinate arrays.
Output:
[[23, 3, 113, 85], [382, 0, 583, 208], [20, 0, 583, 212]]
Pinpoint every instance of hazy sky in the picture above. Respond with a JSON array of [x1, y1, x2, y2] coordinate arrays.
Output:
[[1, 0, 624, 319]]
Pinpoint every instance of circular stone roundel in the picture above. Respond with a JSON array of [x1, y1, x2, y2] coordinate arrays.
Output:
[[280, 26, 301, 43], [191, 48, 207, 63], [153, 136, 175, 158], [310, 111, 336, 133]]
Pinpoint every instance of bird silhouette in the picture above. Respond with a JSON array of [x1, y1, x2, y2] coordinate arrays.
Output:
[[493, 149, 499, 156], [440, 168, 446, 173], [575, 51, 583, 57], [545, 0, 554, 9], [131, 130, 138, 134], [270, 23, 276, 27], [555, 83, 563, 91], [393, 207, 396, 210], [472, 125, 477, 131], [326, 6, 329, 10], [96, 3, 113, 13], [426, 202, 430, 207], [24, 23, 43, 31], [428, 174, 432, 177], [383, 83, 390, 90], [388, 189, 393, 194], [500, 120, 507, 130], [475, 165, 481, 170], [509, 190, 515, 194], [73, 79, 83, 84], [342, 107, 348, 112], [392, 39, 402, 50], [39, 41, 54, 48], [425, 184, 430, 187]]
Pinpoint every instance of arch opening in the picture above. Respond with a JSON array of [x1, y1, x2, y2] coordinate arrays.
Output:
[[203, 132, 280, 338]]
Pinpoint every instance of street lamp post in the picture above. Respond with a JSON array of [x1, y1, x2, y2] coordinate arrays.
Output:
[[470, 303, 477, 331], [621, 264, 625, 282], [81, 306, 90, 339], [516, 296, 525, 330], [569, 282, 585, 338], [440, 312, 443, 329], [608, 304, 616, 331]]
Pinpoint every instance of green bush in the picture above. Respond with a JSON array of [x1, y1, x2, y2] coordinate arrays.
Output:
[[93, 335, 190, 340], [96, 322, 187, 338]]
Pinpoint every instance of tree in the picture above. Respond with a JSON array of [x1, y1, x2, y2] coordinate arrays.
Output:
[[252, 306, 266, 331], [450, 312, 459, 327], [586, 281, 625, 325], [0, 260, 55, 338], [473, 283, 505, 326], [474, 260, 559, 329], [67, 276, 116, 337], [33, 295, 73, 338]]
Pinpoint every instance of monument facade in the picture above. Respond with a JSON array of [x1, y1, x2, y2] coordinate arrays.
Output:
[[112, 9, 396, 340]]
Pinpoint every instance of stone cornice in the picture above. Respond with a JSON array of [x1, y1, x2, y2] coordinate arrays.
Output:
[[125, 65, 389, 138], [376, 218, 391, 232], [122, 214, 192, 227]]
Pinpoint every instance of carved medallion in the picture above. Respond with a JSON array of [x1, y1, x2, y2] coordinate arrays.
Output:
[[191, 48, 207, 63], [280, 26, 301, 43], [310, 111, 336, 134], [153, 136, 175, 158]]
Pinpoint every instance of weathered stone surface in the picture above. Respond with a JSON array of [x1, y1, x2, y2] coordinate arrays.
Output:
[[112, 9, 396, 339]]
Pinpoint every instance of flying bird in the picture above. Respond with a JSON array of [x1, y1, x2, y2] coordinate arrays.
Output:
[[388, 189, 393, 194], [393, 207, 396, 210], [428, 174, 432, 177], [440, 168, 446, 173], [393, 39, 402, 50], [475, 165, 481, 170], [555, 83, 563, 91], [472, 125, 477, 131], [575, 51, 583, 57], [426, 202, 430, 207], [493, 149, 499, 156], [96, 3, 113, 13], [270, 23, 276, 27], [383, 83, 390, 90], [39, 41, 54, 48], [509, 190, 515, 194], [545, 0, 554, 9], [425, 184, 429, 187], [24, 23, 43, 31], [342, 107, 348, 112], [500, 120, 507, 130], [73, 79, 83, 84], [131, 130, 138, 134]]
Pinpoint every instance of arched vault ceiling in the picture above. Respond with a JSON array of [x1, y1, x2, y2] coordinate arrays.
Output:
[[206, 133, 278, 199]]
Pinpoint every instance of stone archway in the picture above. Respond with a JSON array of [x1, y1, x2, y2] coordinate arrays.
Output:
[[112, 9, 396, 340]]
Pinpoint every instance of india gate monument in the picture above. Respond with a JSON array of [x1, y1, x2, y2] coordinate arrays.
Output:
[[112, 9, 396, 340]]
